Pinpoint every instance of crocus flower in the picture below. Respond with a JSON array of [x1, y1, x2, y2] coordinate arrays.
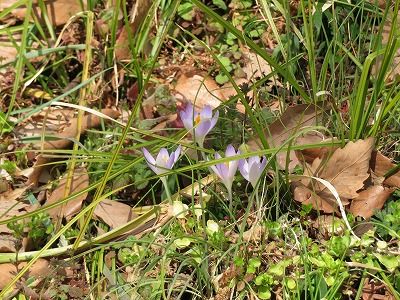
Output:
[[179, 103, 219, 147], [238, 156, 267, 188], [142, 146, 181, 176], [209, 144, 240, 200]]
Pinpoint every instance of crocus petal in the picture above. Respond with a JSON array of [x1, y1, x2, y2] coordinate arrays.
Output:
[[156, 148, 170, 169], [225, 144, 236, 157], [210, 165, 222, 179], [239, 159, 249, 181], [228, 159, 239, 183], [180, 103, 195, 131], [248, 156, 260, 166], [248, 162, 263, 187], [209, 110, 219, 130], [142, 148, 159, 174], [166, 153, 176, 170], [173, 146, 181, 164], [238, 159, 250, 182], [195, 119, 211, 140], [200, 105, 213, 119]]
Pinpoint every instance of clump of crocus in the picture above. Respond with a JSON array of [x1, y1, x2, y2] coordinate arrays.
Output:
[[142, 146, 181, 202], [238, 156, 267, 188], [179, 103, 219, 148], [210, 144, 240, 206]]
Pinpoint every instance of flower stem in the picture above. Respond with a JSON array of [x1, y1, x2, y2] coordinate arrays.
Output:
[[228, 189, 233, 212], [161, 177, 172, 204]]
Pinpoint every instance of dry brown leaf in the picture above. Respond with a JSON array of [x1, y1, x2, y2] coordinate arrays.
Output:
[[295, 139, 339, 165], [0, 258, 50, 290], [291, 181, 342, 213], [0, 186, 29, 203], [44, 167, 89, 219], [0, 0, 85, 27], [115, 0, 152, 60], [94, 199, 136, 229], [292, 138, 375, 213], [316, 138, 374, 199], [370, 151, 400, 188], [350, 186, 394, 219], [241, 50, 273, 81], [249, 104, 324, 171], [0, 234, 20, 252], [15, 107, 76, 139], [27, 108, 120, 186], [0, 33, 20, 64], [175, 73, 226, 109], [0, 198, 29, 234]]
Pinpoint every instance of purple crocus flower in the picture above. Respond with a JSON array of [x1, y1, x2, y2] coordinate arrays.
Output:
[[209, 145, 240, 199], [179, 103, 219, 147], [142, 146, 181, 176], [238, 156, 267, 188]]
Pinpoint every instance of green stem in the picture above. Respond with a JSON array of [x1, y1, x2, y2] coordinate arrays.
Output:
[[228, 189, 233, 212], [161, 177, 172, 204]]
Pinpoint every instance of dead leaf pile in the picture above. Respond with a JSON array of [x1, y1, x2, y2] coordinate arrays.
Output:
[[291, 137, 399, 218]]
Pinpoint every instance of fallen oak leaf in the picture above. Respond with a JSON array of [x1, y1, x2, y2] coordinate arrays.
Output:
[[94, 199, 137, 229], [292, 138, 375, 213], [370, 151, 400, 188], [350, 185, 394, 219], [27, 108, 120, 186], [175, 73, 227, 109], [248, 104, 325, 171], [44, 167, 89, 219]]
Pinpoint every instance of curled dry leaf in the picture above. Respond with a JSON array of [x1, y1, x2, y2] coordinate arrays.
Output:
[[27, 108, 120, 186], [292, 138, 375, 213], [350, 185, 394, 219], [249, 104, 325, 171], [44, 167, 89, 219], [94, 199, 136, 229], [370, 151, 400, 188], [175, 73, 226, 109], [0, 258, 50, 290]]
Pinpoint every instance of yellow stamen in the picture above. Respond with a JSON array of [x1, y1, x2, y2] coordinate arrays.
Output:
[[195, 114, 201, 125]]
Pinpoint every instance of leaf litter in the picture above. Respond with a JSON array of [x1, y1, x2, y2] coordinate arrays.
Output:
[[27, 108, 120, 186]]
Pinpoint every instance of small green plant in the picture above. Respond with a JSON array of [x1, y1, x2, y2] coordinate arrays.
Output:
[[8, 213, 54, 249], [374, 197, 400, 240]]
